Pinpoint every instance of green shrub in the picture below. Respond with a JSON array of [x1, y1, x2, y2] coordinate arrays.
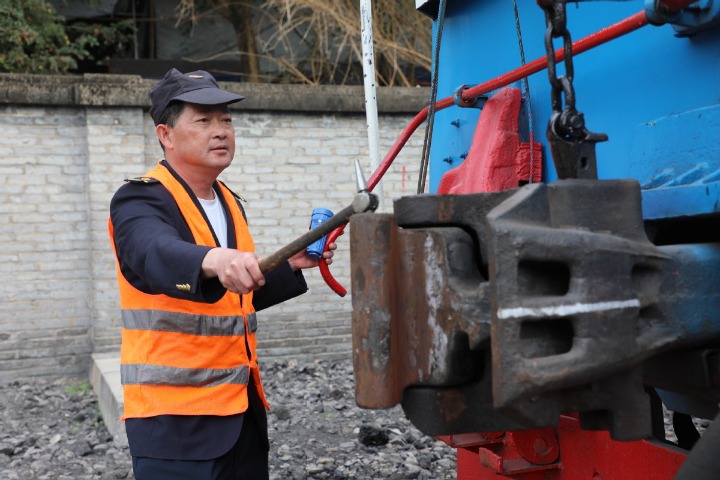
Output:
[[0, 0, 133, 74]]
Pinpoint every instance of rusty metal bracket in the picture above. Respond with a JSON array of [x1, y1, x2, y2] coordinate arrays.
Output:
[[350, 192, 522, 435]]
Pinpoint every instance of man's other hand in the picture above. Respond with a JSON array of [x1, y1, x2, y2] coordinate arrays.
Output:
[[287, 241, 338, 271]]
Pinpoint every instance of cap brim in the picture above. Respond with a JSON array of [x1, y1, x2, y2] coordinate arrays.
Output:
[[173, 87, 244, 106]]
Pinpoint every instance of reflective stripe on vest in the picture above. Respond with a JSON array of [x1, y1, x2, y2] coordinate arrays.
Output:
[[110, 162, 268, 419], [121, 310, 257, 336], [121, 364, 250, 387]]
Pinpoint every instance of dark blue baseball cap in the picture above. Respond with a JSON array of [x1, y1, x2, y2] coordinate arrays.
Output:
[[149, 68, 245, 125]]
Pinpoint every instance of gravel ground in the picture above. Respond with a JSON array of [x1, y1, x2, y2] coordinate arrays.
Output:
[[0, 358, 457, 480], [1, 357, 712, 480]]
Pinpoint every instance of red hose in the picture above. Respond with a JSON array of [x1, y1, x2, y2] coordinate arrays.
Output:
[[320, 4, 690, 296], [319, 254, 347, 296]]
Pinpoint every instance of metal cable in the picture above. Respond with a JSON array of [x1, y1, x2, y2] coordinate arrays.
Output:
[[417, 0, 447, 194], [512, 0, 537, 183]]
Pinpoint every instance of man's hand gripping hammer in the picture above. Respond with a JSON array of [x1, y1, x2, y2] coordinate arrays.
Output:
[[258, 159, 379, 274]]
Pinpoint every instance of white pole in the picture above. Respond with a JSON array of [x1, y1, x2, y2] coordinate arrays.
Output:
[[360, 0, 385, 211]]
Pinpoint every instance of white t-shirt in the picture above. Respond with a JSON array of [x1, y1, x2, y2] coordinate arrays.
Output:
[[198, 190, 228, 248]]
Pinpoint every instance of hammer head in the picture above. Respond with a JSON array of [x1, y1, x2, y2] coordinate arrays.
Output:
[[352, 191, 379, 214]]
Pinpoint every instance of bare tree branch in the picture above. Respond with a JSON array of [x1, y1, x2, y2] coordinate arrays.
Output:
[[170, 0, 431, 86]]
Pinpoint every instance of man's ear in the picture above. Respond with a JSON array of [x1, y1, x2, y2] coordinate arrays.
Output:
[[156, 124, 173, 150]]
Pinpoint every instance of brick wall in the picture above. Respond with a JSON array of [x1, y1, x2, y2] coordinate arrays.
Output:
[[0, 74, 427, 381]]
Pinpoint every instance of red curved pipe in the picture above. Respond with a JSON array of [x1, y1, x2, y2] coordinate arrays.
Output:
[[320, 5, 691, 296], [319, 252, 347, 296]]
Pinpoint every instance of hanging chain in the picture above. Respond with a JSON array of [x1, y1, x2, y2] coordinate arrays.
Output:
[[538, 0, 607, 179], [540, 0, 582, 140]]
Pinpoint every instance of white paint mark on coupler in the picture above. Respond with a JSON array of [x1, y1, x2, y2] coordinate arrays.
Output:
[[497, 299, 641, 320]]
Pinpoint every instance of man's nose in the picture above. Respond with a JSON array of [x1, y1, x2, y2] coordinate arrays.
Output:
[[211, 120, 228, 137]]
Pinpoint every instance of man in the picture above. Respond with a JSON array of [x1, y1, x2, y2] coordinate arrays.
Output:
[[109, 68, 335, 480]]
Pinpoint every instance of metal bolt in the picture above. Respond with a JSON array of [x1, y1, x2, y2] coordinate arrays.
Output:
[[533, 437, 549, 456]]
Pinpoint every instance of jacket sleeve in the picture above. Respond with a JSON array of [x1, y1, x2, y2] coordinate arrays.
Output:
[[110, 181, 220, 302], [253, 261, 308, 311]]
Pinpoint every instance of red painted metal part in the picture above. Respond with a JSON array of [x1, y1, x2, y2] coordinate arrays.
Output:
[[440, 416, 687, 480], [436, 87, 542, 195]]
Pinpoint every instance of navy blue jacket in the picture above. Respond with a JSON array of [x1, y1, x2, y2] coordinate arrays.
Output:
[[110, 161, 308, 460]]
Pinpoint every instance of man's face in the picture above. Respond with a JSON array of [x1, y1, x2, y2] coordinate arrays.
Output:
[[163, 103, 236, 175]]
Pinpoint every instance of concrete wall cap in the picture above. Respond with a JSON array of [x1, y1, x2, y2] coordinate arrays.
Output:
[[0, 73, 429, 114]]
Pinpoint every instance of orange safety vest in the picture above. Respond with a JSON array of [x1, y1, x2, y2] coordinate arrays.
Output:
[[109, 163, 268, 419]]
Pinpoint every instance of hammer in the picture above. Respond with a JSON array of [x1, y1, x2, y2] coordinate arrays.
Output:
[[259, 159, 379, 274]]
